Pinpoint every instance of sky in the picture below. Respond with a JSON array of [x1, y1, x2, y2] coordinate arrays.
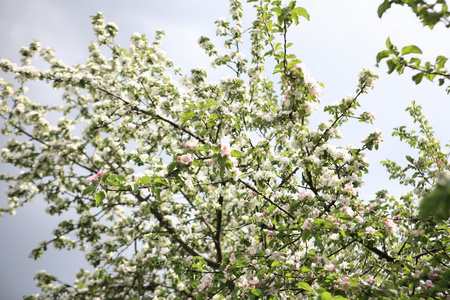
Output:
[[0, 0, 449, 298]]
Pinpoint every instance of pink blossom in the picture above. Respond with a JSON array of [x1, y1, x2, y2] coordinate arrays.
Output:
[[343, 206, 355, 217], [412, 270, 422, 278], [308, 81, 322, 99], [365, 226, 377, 234], [89, 170, 105, 183], [269, 251, 283, 261], [324, 264, 335, 272], [301, 218, 313, 230], [248, 275, 259, 285], [384, 219, 397, 235], [342, 183, 356, 195], [89, 174, 99, 183], [185, 137, 199, 149], [298, 190, 313, 200], [230, 252, 236, 261], [197, 273, 214, 291], [365, 226, 376, 235], [284, 89, 291, 99], [178, 153, 193, 165], [429, 270, 439, 278], [220, 144, 231, 157], [248, 247, 257, 255], [304, 101, 318, 114]]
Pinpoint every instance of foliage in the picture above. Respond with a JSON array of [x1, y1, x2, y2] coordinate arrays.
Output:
[[0, 0, 449, 299], [377, 0, 450, 93], [377, 0, 450, 222], [376, 37, 450, 93], [378, 0, 450, 28]]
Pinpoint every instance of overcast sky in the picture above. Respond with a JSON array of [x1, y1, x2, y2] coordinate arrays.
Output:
[[0, 0, 449, 298]]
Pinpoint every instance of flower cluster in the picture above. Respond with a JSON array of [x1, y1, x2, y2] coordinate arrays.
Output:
[[177, 153, 193, 165], [358, 68, 378, 92], [89, 170, 105, 183]]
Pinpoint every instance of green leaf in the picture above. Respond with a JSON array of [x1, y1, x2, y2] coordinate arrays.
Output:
[[139, 176, 151, 185], [412, 72, 424, 84], [317, 292, 332, 300], [181, 110, 195, 125], [132, 183, 140, 193], [230, 150, 242, 158], [405, 155, 414, 164], [154, 178, 169, 186], [82, 186, 93, 196], [386, 59, 397, 74], [199, 99, 217, 109], [101, 172, 109, 182], [297, 282, 312, 292], [116, 175, 126, 182], [267, 205, 276, 213], [436, 55, 448, 69], [217, 155, 227, 167], [423, 12, 441, 29], [401, 45, 422, 55], [385, 37, 393, 50], [167, 161, 177, 173], [95, 191, 105, 206], [270, 7, 281, 16], [250, 288, 261, 296], [315, 219, 333, 229], [378, 0, 392, 18], [301, 229, 311, 241], [376, 50, 390, 66], [291, 7, 310, 21], [420, 177, 450, 220]]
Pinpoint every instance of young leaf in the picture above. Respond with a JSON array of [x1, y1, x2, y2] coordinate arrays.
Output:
[[230, 150, 242, 158], [217, 155, 227, 167], [82, 186, 93, 196], [95, 191, 105, 206], [386, 59, 397, 74], [317, 292, 332, 300], [412, 72, 424, 84], [292, 7, 310, 21], [167, 161, 177, 173], [436, 55, 448, 69], [139, 176, 151, 185], [181, 110, 195, 125], [154, 178, 169, 186], [297, 282, 312, 292], [378, 0, 392, 18], [376, 50, 390, 66], [401, 45, 422, 55]]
